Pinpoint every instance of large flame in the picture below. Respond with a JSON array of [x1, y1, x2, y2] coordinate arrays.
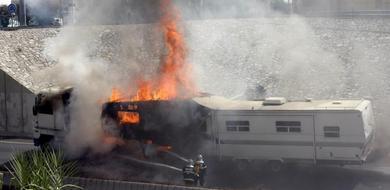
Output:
[[109, 0, 197, 103], [118, 111, 140, 125]]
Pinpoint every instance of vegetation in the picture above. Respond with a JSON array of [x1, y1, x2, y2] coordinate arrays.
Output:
[[6, 149, 81, 190], [0, 5, 9, 28]]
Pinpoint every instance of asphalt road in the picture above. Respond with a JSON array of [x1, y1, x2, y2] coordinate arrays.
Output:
[[0, 138, 36, 164], [1, 139, 390, 190], [75, 147, 390, 190]]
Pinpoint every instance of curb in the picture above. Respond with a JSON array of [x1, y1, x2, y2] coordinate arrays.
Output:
[[0, 173, 218, 190], [65, 177, 219, 190]]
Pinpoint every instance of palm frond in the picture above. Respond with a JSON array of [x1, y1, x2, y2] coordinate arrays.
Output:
[[7, 149, 83, 190]]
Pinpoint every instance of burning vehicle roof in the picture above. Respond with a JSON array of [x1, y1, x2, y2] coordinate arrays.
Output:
[[38, 86, 73, 95], [193, 95, 370, 111]]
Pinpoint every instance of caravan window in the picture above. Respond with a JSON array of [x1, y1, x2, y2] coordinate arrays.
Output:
[[226, 121, 250, 126], [276, 127, 288, 132], [276, 121, 301, 133], [226, 126, 237, 131], [238, 126, 250, 132], [226, 121, 250, 132], [289, 127, 301, 133], [324, 126, 340, 137], [276, 121, 301, 126]]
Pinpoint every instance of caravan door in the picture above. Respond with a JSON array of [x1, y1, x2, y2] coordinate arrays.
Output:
[[314, 112, 365, 163]]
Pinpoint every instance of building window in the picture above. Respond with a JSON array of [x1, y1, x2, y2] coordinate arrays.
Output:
[[324, 126, 340, 137], [226, 121, 250, 132], [276, 127, 288, 132]]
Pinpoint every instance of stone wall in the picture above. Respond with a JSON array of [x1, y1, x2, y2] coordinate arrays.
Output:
[[1, 17, 390, 137], [0, 28, 58, 92], [296, 0, 390, 12]]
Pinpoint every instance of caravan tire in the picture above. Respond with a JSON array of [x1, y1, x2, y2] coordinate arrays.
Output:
[[38, 135, 55, 151], [237, 160, 250, 171], [268, 160, 283, 172]]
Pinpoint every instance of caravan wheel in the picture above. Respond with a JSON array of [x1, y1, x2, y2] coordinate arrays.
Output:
[[237, 159, 250, 171], [268, 160, 283, 172], [37, 135, 55, 151]]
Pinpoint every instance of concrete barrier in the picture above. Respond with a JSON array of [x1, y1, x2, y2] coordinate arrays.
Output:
[[65, 177, 218, 190], [0, 69, 34, 138]]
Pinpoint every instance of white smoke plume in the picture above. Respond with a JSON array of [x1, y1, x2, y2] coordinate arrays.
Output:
[[35, 0, 390, 157], [183, 2, 390, 151], [42, 27, 120, 156], [36, 1, 162, 156]]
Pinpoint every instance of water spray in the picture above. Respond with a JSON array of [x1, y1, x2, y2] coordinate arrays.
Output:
[[117, 155, 182, 172], [164, 151, 190, 162]]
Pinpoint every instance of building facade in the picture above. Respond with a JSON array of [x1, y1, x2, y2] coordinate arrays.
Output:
[[295, 0, 390, 13]]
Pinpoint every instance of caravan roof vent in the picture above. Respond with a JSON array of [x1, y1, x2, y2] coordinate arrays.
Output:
[[332, 101, 342, 105], [263, 97, 287, 105], [305, 98, 313, 102]]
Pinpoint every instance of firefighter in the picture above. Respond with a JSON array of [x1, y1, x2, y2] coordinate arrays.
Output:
[[182, 159, 197, 186], [194, 154, 207, 186]]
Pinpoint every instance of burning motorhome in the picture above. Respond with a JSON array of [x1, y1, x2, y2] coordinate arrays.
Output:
[[101, 98, 210, 157]]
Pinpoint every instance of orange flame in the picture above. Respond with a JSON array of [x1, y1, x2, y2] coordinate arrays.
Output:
[[102, 134, 125, 146], [157, 145, 173, 152], [110, 88, 125, 102], [109, 0, 197, 103], [118, 111, 140, 125]]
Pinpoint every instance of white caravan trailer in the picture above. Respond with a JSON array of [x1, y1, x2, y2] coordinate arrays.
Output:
[[193, 96, 375, 169], [33, 88, 375, 170]]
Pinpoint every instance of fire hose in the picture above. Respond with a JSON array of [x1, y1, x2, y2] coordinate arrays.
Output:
[[164, 151, 189, 162], [117, 155, 182, 172]]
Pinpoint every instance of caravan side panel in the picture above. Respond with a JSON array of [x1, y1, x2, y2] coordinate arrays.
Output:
[[314, 111, 365, 163], [215, 112, 315, 161]]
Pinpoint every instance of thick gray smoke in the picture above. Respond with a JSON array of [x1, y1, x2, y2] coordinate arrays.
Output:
[[37, 0, 163, 156], [0, 0, 10, 6], [184, 2, 390, 150], [25, 0, 60, 25], [36, 0, 390, 158], [188, 17, 345, 99]]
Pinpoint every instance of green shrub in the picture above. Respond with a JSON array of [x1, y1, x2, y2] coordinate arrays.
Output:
[[7, 149, 82, 190]]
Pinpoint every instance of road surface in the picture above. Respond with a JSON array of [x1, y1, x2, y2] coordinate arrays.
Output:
[[1, 139, 390, 190]]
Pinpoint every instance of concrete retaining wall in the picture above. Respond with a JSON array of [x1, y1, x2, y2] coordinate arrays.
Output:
[[0, 69, 34, 138]]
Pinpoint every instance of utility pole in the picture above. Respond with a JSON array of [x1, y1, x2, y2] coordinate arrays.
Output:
[[199, 0, 204, 19], [289, 0, 294, 14], [62, 0, 75, 25], [18, 0, 26, 26]]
